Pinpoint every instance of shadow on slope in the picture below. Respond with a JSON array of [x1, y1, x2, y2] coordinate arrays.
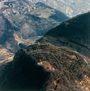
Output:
[[37, 12, 90, 58]]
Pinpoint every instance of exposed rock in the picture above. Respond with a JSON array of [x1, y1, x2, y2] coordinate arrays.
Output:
[[0, 43, 90, 91]]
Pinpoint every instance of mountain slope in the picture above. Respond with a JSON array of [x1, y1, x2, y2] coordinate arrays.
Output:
[[1, 1, 68, 38], [37, 12, 90, 58], [0, 43, 90, 91], [0, 13, 18, 60], [0, 2, 68, 60]]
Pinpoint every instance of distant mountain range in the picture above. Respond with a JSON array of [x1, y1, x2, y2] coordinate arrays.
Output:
[[37, 12, 90, 58], [0, 1, 68, 60], [30, 0, 90, 17], [0, 0, 90, 17], [2, 2, 68, 38]]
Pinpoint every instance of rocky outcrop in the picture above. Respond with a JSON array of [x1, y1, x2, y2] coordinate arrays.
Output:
[[0, 43, 90, 91]]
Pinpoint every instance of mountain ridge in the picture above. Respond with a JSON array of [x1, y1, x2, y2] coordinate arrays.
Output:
[[28, 0, 90, 17], [37, 12, 90, 58]]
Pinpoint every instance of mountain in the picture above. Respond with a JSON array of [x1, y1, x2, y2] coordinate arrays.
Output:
[[0, 1, 68, 60], [37, 12, 90, 58], [1, 1, 68, 38], [30, 0, 90, 17], [1, 0, 90, 17], [0, 2, 90, 90], [0, 43, 90, 91]]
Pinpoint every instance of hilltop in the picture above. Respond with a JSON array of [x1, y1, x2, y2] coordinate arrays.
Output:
[[0, 43, 90, 91]]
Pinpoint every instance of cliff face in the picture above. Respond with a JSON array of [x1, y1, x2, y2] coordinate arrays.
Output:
[[0, 43, 90, 91], [37, 12, 90, 58]]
